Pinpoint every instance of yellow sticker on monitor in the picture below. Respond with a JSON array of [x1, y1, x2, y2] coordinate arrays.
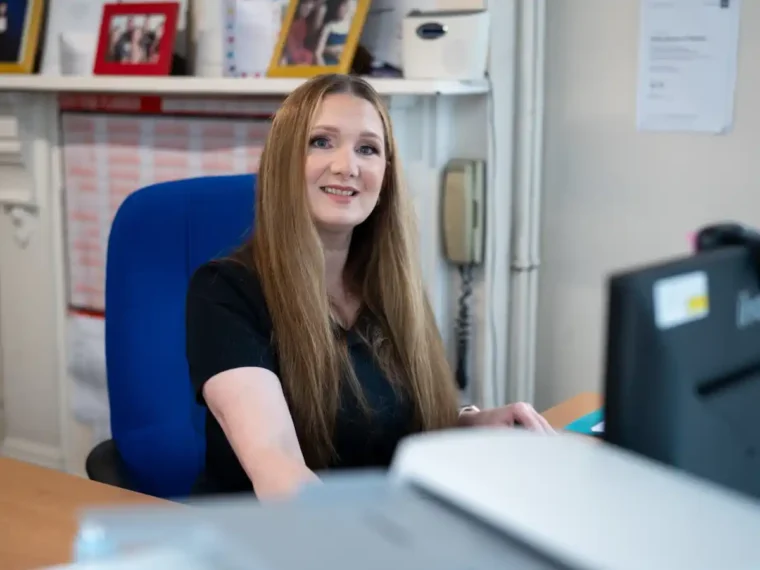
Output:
[[653, 271, 709, 330], [687, 294, 709, 314]]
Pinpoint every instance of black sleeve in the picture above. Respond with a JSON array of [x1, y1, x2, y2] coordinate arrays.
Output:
[[186, 260, 277, 405]]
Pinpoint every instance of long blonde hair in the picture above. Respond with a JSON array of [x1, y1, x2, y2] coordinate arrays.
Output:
[[242, 74, 459, 468]]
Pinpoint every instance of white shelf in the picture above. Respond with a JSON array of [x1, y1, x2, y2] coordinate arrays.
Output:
[[0, 75, 490, 97]]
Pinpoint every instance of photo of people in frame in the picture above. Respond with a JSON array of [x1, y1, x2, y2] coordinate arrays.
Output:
[[0, 0, 28, 64], [281, 0, 356, 66], [106, 13, 165, 64]]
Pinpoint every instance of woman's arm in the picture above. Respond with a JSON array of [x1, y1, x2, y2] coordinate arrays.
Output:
[[285, 20, 306, 62], [202, 366, 320, 500], [314, 3, 327, 31], [314, 24, 331, 65], [457, 402, 554, 432]]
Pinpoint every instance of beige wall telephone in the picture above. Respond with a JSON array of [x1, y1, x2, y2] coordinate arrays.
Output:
[[441, 159, 485, 390], [442, 159, 485, 265]]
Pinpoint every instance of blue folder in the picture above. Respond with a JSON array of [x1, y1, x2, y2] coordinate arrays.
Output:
[[564, 408, 604, 435]]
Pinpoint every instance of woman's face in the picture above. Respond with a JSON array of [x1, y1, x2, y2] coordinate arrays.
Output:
[[305, 93, 386, 234], [337, 1, 349, 19], [299, 0, 315, 18]]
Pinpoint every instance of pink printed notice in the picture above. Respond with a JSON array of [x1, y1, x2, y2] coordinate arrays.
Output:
[[61, 112, 271, 313]]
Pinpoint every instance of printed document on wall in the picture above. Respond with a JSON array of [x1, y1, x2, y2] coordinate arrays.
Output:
[[636, 0, 741, 134]]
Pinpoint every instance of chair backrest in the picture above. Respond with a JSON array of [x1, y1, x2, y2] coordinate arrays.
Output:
[[105, 174, 256, 498]]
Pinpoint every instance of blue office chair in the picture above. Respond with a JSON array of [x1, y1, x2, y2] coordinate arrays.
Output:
[[85, 174, 257, 499]]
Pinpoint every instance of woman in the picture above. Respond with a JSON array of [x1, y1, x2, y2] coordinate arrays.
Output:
[[284, 0, 320, 65], [314, 0, 352, 66], [186, 74, 553, 500]]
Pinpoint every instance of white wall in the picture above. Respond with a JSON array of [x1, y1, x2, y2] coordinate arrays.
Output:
[[535, 0, 760, 410], [0, 94, 70, 470]]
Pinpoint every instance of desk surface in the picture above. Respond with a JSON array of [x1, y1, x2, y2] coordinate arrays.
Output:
[[0, 457, 169, 569], [0, 392, 600, 570]]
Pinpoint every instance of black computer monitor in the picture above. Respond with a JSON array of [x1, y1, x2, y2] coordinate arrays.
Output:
[[603, 244, 760, 501]]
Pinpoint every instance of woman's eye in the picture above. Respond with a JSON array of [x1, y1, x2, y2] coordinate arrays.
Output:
[[309, 136, 379, 156], [358, 144, 379, 156], [309, 136, 330, 149]]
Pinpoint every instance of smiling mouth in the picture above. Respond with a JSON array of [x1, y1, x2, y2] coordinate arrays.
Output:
[[321, 186, 358, 197]]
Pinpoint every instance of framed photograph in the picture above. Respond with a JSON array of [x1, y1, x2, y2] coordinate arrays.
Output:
[[40, 0, 190, 76], [267, 0, 370, 78], [0, 0, 45, 73], [93, 2, 179, 76]]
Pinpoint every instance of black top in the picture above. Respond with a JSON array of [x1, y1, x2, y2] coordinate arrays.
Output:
[[185, 259, 416, 494]]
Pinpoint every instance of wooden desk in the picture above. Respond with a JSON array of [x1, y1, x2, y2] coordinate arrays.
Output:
[[0, 458, 168, 570], [0, 393, 601, 569]]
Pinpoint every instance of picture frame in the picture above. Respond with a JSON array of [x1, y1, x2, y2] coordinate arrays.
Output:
[[267, 0, 370, 78], [40, 0, 190, 76], [0, 0, 45, 73], [93, 2, 179, 76]]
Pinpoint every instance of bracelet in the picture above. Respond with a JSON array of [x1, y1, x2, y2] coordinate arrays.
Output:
[[458, 405, 480, 417]]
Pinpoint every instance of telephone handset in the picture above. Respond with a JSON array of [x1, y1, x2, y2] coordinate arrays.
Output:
[[441, 159, 486, 390], [442, 159, 485, 265]]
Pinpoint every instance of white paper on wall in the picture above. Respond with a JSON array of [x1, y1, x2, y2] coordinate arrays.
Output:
[[61, 111, 270, 313], [636, 0, 741, 133], [68, 312, 111, 444], [222, 0, 288, 77]]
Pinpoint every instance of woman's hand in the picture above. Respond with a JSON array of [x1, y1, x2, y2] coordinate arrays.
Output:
[[459, 402, 555, 433]]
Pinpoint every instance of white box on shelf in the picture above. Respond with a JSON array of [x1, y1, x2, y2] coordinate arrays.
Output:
[[402, 9, 490, 81]]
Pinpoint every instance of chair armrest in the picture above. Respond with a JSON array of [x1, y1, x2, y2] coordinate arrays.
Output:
[[85, 439, 139, 491]]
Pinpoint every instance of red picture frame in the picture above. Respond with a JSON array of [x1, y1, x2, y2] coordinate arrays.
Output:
[[93, 2, 179, 76]]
